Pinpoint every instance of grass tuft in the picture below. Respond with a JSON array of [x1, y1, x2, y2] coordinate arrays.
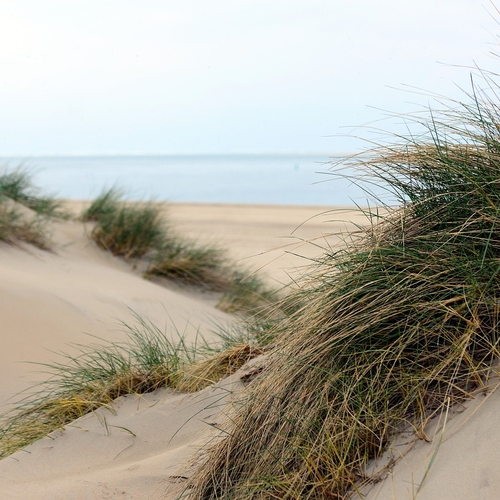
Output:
[[81, 187, 124, 222], [84, 190, 284, 315], [0, 168, 68, 219], [186, 73, 500, 498], [91, 202, 165, 259], [178, 344, 265, 393], [217, 269, 281, 316], [0, 168, 73, 248], [0, 316, 264, 458], [0, 201, 50, 249], [146, 240, 282, 315], [0, 318, 191, 458], [147, 239, 227, 287], [0, 168, 69, 249]]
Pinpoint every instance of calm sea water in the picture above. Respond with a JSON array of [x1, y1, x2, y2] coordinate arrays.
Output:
[[0, 154, 384, 206]]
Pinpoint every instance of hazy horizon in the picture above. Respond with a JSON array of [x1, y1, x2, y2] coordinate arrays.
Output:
[[14, 153, 378, 206], [0, 151, 346, 158]]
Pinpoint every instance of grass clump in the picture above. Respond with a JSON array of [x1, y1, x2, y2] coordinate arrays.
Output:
[[217, 269, 281, 315], [0, 168, 68, 219], [0, 316, 265, 459], [178, 344, 264, 393], [0, 168, 68, 248], [186, 81, 500, 497], [84, 189, 283, 315], [147, 240, 226, 286], [146, 240, 280, 315], [91, 202, 165, 259], [0, 318, 193, 458], [81, 186, 123, 222], [83, 191, 283, 315], [83, 187, 166, 259], [0, 201, 50, 249]]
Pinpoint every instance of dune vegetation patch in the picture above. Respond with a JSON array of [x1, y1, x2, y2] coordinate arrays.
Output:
[[0, 169, 68, 249], [83, 188, 282, 316], [80, 186, 124, 223], [0, 168, 68, 219], [147, 241, 281, 316], [91, 202, 166, 259], [0, 201, 49, 249], [84, 186, 167, 259], [0, 316, 265, 459], [184, 81, 500, 498]]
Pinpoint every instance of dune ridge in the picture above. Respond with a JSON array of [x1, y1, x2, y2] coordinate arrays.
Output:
[[1, 200, 498, 499], [0, 202, 362, 498]]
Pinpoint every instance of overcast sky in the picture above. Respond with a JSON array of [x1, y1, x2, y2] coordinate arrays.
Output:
[[0, 0, 499, 156]]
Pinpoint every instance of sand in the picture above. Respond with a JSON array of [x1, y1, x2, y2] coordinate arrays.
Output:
[[0, 202, 497, 499], [359, 383, 500, 500]]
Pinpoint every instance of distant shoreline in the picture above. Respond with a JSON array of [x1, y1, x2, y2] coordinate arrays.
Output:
[[1, 154, 379, 207], [0, 152, 352, 159]]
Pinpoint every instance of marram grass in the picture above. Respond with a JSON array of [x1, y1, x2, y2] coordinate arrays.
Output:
[[0, 201, 50, 249], [147, 239, 227, 287], [185, 81, 500, 498], [84, 189, 281, 315], [0, 168, 68, 219], [0, 317, 264, 459], [81, 186, 124, 222], [91, 202, 165, 259], [178, 344, 265, 393], [0, 168, 67, 249], [147, 241, 281, 316]]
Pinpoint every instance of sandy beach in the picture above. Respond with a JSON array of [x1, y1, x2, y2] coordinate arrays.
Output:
[[0, 202, 356, 407], [1, 201, 499, 499], [3, 2, 499, 498], [0, 202, 364, 498]]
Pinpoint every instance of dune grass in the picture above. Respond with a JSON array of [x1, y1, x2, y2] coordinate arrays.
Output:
[[178, 344, 265, 393], [0, 201, 50, 249], [90, 201, 166, 259], [217, 269, 281, 315], [80, 186, 124, 222], [147, 239, 227, 286], [0, 168, 68, 219], [84, 188, 282, 315], [0, 316, 264, 459], [147, 240, 281, 315], [0, 169, 68, 249], [185, 83, 500, 497]]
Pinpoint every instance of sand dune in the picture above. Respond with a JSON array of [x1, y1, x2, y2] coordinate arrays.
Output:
[[0, 376, 244, 499], [1, 202, 497, 499], [0, 217, 231, 409], [0, 203, 361, 499], [360, 384, 500, 500]]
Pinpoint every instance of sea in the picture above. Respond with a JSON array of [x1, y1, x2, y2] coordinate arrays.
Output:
[[0, 154, 386, 207]]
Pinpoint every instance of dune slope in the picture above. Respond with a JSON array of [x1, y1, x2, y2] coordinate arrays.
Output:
[[0, 218, 232, 409]]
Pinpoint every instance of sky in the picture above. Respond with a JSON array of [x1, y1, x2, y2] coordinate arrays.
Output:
[[0, 0, 499, 156]]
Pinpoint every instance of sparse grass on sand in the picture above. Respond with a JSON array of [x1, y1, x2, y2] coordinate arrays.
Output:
[[0, 168, 67, 249], [80, 186, 124, 222], [91, 202, 165, 259], [0, 316, 263, 459], [84, 188, 281, 315], [0, 168, 68, 219], [147, 241, 281, 315], [83, 189, 165, 259], [185, 80, 500, 497], [0, 201, 49, 249]]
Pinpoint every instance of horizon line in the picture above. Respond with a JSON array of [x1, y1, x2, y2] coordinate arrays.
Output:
[[0, 151, 357, 159]]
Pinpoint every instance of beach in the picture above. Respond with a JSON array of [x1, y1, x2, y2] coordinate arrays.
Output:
[[0, 201, 363, 498], [0, 201, 367, 407], [1, 201, 499, 499], [3, 2, 499, 497]]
